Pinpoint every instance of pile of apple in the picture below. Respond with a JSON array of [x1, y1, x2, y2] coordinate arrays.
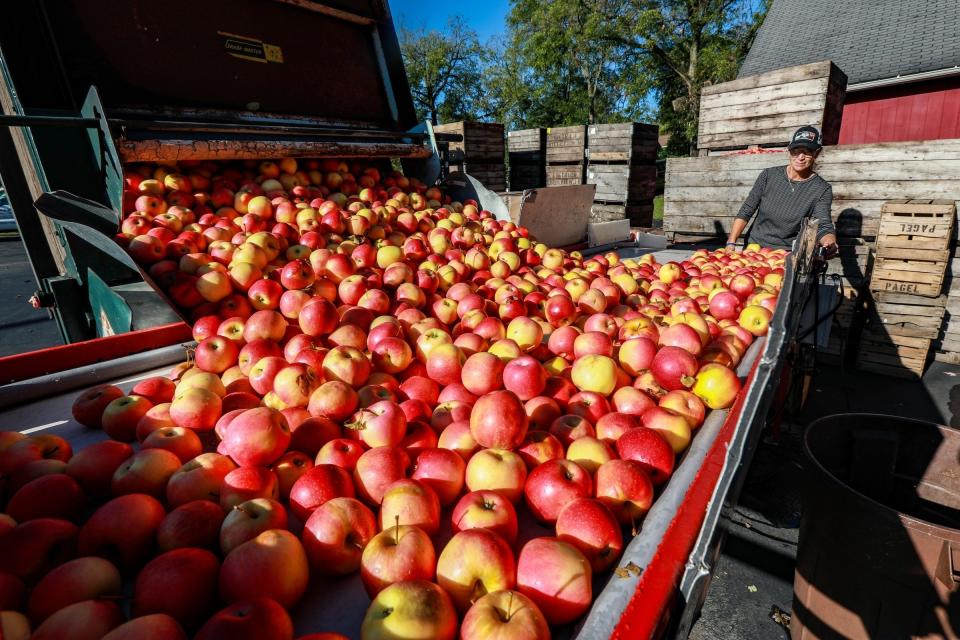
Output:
[[0, 157, 784, 640]]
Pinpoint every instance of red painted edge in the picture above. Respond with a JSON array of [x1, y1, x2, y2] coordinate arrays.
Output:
[[0, 322, 192, 385], [612, 354, 763, 639]]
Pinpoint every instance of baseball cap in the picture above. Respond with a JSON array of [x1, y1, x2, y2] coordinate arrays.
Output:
[[788, 126, 822, 152]]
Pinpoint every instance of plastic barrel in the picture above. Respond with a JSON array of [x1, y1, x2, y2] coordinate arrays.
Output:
[[794, 413, 960, 639]]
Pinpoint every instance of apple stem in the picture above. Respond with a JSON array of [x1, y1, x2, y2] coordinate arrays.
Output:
[[343, 419, 365, 431], [505, 590, 514, 622], [394, 515, 400, 545], [631, 514, 639, 537]]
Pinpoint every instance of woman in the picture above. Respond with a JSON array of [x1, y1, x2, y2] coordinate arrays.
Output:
[[725, 126, 838, 256]]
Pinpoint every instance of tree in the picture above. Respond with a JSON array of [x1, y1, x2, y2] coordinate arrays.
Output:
[[600, 0, 769, 154], [503, 0, 634, 127], [399, 17, 486, 124]]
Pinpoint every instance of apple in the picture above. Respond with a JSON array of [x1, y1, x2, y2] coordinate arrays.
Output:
[[169, 387, 222, 432], [5, 474, 85, 523], [451, 490, 518, 544], [524, 396, 561, 431], [131, 377, 176, 405], [101, 614, 188, 640], [566, 436, 615, 474], [516, 537, 592, 625], [640, 406, 692, 453], [378, 479, 441, 535], [220, 498, 288, 555], [78, 493, 166, 572], [691, 363, 742, 409], [195, 336, 239, 373], [27, 556, 122, 624], [315, 438, 366, 471], [344, 400, 407, 448], [595, 411, 640, 443], [617, 336, 657, 376], [548, 414, 595, 447], [223, 408, 291, 467], [738, 304, 772, 336], [567, 391, 611, 424], [220, 466, 280, 510], [308, 381, 359, 422], [353, 446, 409, 505], [195, 598, 293, 640], [110, 448, 182, 499], [272, 364, 321, 408], [133, 547, 220, 631], [291, 416, 342, 456], [141, 426, 203, 463], [322, 346, 371, 387], [30, 599, 125, 640], [157, 500, 226, 552], [301, 496, 377, 575], [101, 395, 154, 442], [359, 524, 436, 598], [469, 390, 528, 450], [71, 384, 124, 428], [595, 459, 655, 525], [465, 448, 527, 504], [166, 452, 237, 507], [270, 450, 314, 498], [288, 464, 356, 521], [360, 580, 457, 640], [436, 529, 517, 614], [650, 346, 698, 391], [220, 529, 308, 608], [502, 355, 547, 401], [616, 427, 675, 486], [460, 590, 550, 640], [611, 387, 656, 418], [555, 498, 623, 573], [410, 448, 465, 506], [523, 459, 592, 524], [659, 389, 706, 429]]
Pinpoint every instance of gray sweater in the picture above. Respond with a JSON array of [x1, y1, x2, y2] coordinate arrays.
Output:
[[735, 166, 835, 250]]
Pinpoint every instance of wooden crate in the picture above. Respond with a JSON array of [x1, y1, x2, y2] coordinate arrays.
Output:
[[434, 122, 505, 162], [507, 129, 546, 191], [585, 123, 658, 164], [507, 128, 546, 153], [870, 257, 947, 298], [876, 199, 955, 261], [546, 125, 587, 164], [589, 203, 654, 226], [450, 162, 506, 192], [866, 291, 946, 340], [697, 60, 847, 152], [663, 138, 960, 241], [586, 164, 657, 204], [546, 163, 585, 187]]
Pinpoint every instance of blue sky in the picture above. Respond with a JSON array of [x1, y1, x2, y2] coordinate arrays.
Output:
[[390, 0, 511, 42]]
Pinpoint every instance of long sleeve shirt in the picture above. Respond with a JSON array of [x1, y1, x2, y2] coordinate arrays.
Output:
[[735, 166, 835, 250]]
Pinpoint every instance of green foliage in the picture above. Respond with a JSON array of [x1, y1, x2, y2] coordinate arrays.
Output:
[[398, 1, 769, 154]]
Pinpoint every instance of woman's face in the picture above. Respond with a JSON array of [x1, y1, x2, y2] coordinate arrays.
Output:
[[789, 147, 818, 172]]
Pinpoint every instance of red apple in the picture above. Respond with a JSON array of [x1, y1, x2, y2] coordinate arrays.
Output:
[[523, 459, 592, 525], [220, 529, 308, 608], [133, 547, 220, 630], [450, 490, 518, 544], [556, 497, 623, 572], [516, 537, 592, 625], [301, 496, 377, 575], [157, 500, 226, 552], [436, 529, 517, 614], [359, 524, 436, 598], [288, 464, 356, 522], [616, 427, 675, 486], [469, 390, 528, 450], [195, 598, 293, 640], [595, 459, 654, 525]]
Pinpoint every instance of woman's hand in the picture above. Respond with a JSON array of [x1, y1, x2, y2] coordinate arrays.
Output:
[[819, 234, 838, 259]]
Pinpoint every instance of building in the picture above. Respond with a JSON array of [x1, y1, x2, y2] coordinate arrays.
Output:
[[739, 0, 960, 144]]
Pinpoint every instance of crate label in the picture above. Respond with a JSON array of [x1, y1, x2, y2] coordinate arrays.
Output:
[[883, 281, 920, 294], [219, 32, 284, 64], [897, 222, 942, 234]]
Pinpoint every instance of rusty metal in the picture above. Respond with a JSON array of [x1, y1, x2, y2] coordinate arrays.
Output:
[[794, 413, 960, 639], [116, 138, 434, 163]]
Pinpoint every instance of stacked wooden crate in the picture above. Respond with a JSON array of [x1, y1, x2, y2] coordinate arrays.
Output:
[[937, 263, 960, 363], [859, 200, 955, 378], [434, 121, 506, 191], [507, 128, 545, 191], [585, 122, 658, 227], [545, 126, 586, 187], [697, 60, 846, 154]]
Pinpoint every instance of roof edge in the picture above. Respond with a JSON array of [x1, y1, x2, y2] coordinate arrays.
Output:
[[847, 66, 960, 92]]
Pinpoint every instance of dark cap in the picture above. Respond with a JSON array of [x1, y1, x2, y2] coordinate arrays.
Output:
[[788, 126, 822, 152]]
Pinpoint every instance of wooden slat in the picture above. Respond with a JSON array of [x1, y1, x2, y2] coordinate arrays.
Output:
[[698, 109, 826, 136], [700, 60, 835, 97]]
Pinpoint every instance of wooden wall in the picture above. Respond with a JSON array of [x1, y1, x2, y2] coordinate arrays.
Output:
[[664, 138, 960, 241]]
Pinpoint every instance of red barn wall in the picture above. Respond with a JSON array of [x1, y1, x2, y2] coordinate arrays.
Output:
[[838, 75, 960, 145]]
